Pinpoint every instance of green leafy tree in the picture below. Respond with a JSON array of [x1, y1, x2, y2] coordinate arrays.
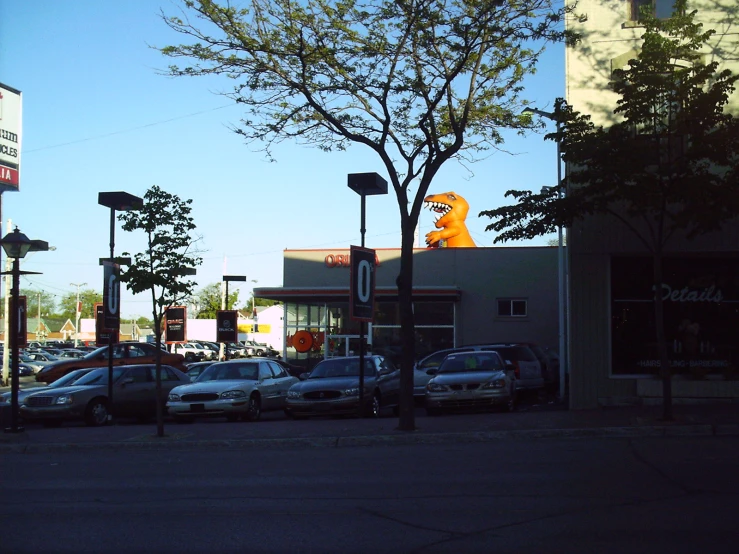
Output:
[[480, 2, 739, 420], [159, 0, 574, 430], [58, 289, 102, 321], [20, 289, 57, 319], [119, 185, 203, 437], [192, 282, 240, 319]]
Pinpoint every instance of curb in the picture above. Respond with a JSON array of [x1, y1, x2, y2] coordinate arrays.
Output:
[[1, 423, 734, 453]]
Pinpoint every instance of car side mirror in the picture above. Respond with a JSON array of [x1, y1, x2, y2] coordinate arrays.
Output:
[[299, 372, 309, 381], [505, 363, 515, 371]]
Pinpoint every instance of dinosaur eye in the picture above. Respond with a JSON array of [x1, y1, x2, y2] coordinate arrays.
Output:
[[447, 194, 456, 200]]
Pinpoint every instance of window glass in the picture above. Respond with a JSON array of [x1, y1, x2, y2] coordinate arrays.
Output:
[[259, 364, 273, 380], [268, 361, 287, 378], [128, 345, 147, 358], [125, 366, 150, 383], [497, 299, 527, 317], [414, 302, 454, 326]]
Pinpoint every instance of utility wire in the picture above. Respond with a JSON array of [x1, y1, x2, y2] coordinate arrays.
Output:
[[23, 103, 237, 154]]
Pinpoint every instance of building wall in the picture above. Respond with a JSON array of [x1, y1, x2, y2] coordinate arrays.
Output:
[[281, 247, 560, 350], [565, 0, 739, 408]]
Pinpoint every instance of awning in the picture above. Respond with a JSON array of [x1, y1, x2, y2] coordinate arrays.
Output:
[[254, 286, 461, 303]]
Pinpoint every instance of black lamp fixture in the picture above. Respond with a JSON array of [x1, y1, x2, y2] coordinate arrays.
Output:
[[1, 227, 49, 434]]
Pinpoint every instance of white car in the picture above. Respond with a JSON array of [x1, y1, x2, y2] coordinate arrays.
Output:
[[167, 359, 298, 422]]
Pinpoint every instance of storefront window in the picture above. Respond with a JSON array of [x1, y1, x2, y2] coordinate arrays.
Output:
[[611, 256, 739, 377]]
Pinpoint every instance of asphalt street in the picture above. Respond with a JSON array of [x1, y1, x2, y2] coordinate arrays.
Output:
[[2, 436, 738, 553]]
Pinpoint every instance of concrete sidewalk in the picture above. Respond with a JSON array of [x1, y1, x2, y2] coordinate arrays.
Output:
[[2, 402, 738, 452]]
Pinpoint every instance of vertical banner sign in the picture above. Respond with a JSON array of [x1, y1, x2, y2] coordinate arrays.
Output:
[[165, 306, 187, 344], [0, 82, 22, 192], [95, 302, 118, 345], [102, 261, 121, 329], [216, 310, 238, 342], [350, 245, 376, 322], [17, 295, 27, 348]]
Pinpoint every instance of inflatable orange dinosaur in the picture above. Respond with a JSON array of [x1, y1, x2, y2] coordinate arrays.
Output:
[[424, 192, 477, 248]]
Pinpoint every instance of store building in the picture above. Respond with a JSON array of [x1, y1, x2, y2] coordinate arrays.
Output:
[[565, 0, 739, 408], [255, 247, 559, 372]]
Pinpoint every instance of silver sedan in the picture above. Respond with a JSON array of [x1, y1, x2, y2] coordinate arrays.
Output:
[[167, 359, 298, 422], [425, 351, 517, 415]]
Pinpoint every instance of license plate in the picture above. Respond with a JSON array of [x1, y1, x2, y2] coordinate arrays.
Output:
[[190, 403, 205, 412]]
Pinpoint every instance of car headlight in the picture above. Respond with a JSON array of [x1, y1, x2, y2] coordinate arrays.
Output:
[[287, 390, 302, 399], [220, 390, 247, 399], [343, 387, 360, 397], [168, 393, 181, 402], [481, 379, 507, 389], [55, 394, 74, 405], [426, 382, 448, 392]]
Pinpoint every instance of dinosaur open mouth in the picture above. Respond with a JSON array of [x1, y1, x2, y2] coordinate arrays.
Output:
[[425, 201, 451, 223]]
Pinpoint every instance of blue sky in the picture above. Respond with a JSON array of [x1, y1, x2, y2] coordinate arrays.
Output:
[[0, 0, 564, 319]]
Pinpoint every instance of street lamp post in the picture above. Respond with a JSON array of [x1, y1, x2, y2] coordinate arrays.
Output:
[[70, 282, 87, 347], [222, 275, 246, 360], [98, 192, 143, 424], [523, 107, 567, 402], [1, 227, 49, 434], [348, 172, 388, 417]]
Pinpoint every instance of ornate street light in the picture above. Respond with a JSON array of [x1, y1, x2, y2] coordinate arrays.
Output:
[[1, 227, 49, 434]]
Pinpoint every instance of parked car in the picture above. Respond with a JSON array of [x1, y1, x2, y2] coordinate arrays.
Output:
[[170, 342, 206, 362], [20, 364, 190, 427], [424, 350, 517, 415], [272, 358, 306, 379], [414, 343, 546, 400], [19, 354, 50, 375], [167, 358, 298, 422], [57, 349, 87, 359], [24, 352, 60, 363], [184, 361, 218, 382], [34, 341, 187, 384], [0, 367, 96, 405], [243, 340, 279, 357], [480, 344, 545, 391], [284, 355, 400, 419]]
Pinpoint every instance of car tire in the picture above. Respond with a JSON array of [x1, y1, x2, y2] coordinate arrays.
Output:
[[84, 398, 109, 427], [173, 415, 194, 424], [245, 393, 261, 421]]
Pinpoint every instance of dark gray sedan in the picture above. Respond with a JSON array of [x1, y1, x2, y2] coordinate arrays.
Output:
[[19, 364, 189, 427], [284, 355, 400, 419], [424, 351, 517, 415]]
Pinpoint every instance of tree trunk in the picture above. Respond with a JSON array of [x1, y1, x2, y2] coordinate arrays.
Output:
[[653, 250, 673, 421], [396, 220, 417, 431], [155, 327, 165, 437]]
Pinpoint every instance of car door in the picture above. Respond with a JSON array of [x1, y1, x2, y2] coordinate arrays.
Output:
[[257, 362, 280, 410], [375, 357, 401, 406], [266, 361, 294, 408], [115, 366, 153, 417]]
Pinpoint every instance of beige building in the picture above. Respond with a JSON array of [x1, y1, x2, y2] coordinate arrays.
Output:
[[565, 0, 739, 408]]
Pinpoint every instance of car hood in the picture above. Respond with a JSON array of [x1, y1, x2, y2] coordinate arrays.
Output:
[[291, 376, 375, 392], [23, 383, 106, 399], [170, 380, 256, 395], [430, 369, 507, 385], [1, 386, 52, 402]]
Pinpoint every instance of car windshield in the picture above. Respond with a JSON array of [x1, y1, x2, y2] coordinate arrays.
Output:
[[308, 358, 377, 379], [71, 367, 126, 386], [438, 353, 503, 373], [197, 362, 259, 382], [50, 369, 92, 388]]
